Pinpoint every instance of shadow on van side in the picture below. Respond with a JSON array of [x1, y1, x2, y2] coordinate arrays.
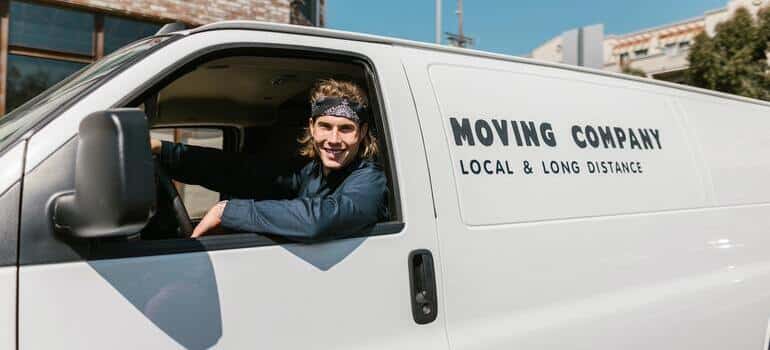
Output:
[[88, 247, 222, 350]]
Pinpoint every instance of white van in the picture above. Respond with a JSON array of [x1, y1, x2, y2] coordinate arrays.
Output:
[[1, 21, 769, 349]]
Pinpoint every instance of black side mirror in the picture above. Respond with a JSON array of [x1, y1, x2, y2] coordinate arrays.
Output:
[[52, 109, 155, 238]]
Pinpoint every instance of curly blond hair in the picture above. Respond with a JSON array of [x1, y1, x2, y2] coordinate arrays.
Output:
[[298, 79, 380, 160]]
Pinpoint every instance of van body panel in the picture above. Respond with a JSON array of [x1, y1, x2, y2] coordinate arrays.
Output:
[[0, 267, 16, 350], [0, 182, 20, 267], [20, 260, 182, 349], [400, 45, 770, 349], [0, 145, 20, 350], [677, 97, 770, 205], [0, 183, 19, 350], [19, 139, 87, 265], [19, 31, 448, 350], [426, 63, 705, 225]]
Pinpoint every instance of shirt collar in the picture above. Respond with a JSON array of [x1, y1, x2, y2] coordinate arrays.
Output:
[[312, 157, 364, 182]]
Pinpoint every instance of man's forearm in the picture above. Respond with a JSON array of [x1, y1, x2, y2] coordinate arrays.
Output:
[[220, 195, 381, 242], [158, 141, 272, 196]]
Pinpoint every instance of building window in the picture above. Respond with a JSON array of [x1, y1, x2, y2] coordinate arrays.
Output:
[[633, 48, 649, 58], [104, 16, 161, 55], [1, 1, 162, 115], [678, 41, 691, 50], [663, 42, 678, 56], [9, 1, 94, 55], [619, 52, 630, 65], [5, 54, 86, 112], [301, 0, 318, 24], [291, 0, 319, 26]]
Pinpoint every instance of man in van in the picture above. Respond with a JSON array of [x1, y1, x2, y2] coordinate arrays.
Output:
[[150, 79, 389, 241]]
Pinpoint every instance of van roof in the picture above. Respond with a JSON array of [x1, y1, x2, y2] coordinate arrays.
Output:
[[189, 20, 770, 108]]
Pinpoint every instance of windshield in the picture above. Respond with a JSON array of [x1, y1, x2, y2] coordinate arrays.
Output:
[[0, 35, 174, 153]]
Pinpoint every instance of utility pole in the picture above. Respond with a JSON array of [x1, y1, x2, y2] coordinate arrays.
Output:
[[445, 0, 473, 48], [457, 0, 463, 40], [436, 0, 442, 44]]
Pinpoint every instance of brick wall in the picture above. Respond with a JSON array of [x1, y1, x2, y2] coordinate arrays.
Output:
[[44, 0, 292, 25]]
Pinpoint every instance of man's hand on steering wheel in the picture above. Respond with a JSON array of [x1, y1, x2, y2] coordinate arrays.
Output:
[[150, 138, 228, 239], [151, 138, 194, 237]]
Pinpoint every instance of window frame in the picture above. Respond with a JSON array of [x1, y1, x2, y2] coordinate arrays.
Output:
[[89, 43, 405, 260]]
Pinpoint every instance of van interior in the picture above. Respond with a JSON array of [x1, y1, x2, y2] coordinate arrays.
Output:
[[128, 49, 396, 240]]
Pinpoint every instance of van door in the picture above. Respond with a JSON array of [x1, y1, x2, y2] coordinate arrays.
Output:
[[0, 142, 23, 350], [400, 47, 765, 349], [18, 31, 447, 349]]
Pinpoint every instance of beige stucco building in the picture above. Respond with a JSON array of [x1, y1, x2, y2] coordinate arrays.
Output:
[[531, 0, 769, 82]]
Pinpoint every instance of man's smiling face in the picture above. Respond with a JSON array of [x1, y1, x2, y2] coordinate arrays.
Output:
[[309, 115, 365, 174]]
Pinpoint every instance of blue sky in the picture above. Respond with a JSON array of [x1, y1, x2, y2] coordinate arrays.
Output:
[[327, 0, 728, 56]]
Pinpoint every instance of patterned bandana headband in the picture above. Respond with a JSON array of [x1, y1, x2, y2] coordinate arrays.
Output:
[[311, 97, 369, 124]]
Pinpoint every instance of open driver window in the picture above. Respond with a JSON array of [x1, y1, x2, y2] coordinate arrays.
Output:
[[134, 48, 400, 243]]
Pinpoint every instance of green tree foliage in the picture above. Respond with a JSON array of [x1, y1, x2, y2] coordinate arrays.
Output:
[[685, 7, 770, 101], [621, 64, 647, 77], [5, 65, 50, 113]]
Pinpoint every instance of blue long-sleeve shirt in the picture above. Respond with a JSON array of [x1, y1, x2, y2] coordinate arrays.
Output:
[[159, 141, 389, 242]]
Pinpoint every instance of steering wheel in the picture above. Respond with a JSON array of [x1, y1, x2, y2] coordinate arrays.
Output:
[[154, 159, 194, 237]]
